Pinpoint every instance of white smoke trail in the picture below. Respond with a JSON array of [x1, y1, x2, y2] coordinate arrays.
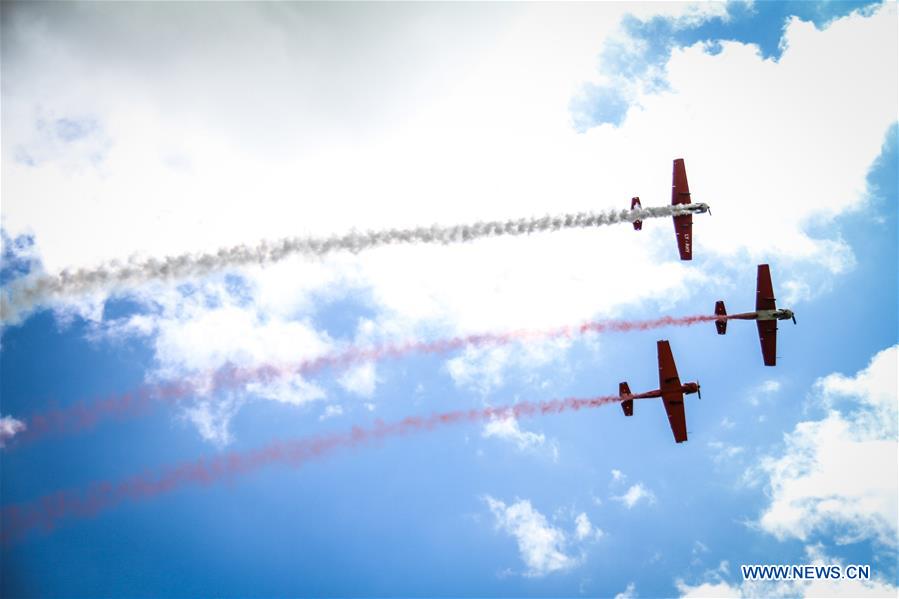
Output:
[[1, 204, 704, 322]]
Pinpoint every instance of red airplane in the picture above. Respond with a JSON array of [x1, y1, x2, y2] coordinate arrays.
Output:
[[714, 264, 796, 366], [630, 158, 710, 260], [619, 340, 700, 443]]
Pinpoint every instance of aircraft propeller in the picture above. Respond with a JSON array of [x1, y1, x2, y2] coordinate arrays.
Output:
[[792, 314, 797, 325]]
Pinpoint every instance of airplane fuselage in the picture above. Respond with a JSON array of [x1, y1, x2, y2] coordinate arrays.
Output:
[[675, 202, 710, 215], [624, 382, 700, 400], [725, 309, 794, 322]]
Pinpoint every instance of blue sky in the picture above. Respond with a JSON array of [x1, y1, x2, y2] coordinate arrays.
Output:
[[1, 2, 897, 597]]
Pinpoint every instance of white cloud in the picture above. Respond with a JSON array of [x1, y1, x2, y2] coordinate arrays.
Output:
[[626, 2, 729, 27], [757, 345, 898, 547], [613, 483, 656, 509], [747, 379, 782, 407], [574, 512, 592, 540], [676, 579, 743, 598], [781, 279, 812, 305], [2, 3, 715, 337], [0, 416, 26, 448], [446, 338, 572, 396], [611, 468, 627, 483], [337, 362, 378, 398], [708, 440, 745, 464], [482, 416, 559, 462], [446, 346, 513, 396], [91, 277, 333, 443], [814, 347, 896, 419], [319, 404, 344, 421], [149, 297, 332, 381], [759, 381, 781, 394], [181, 395, 243, 447], [6, 3, 889, 333], [244, 375, 326, 408], [639, 5, 896, 268], [574, 512, 604, 542], [484, 496, 579, 577], [614, 581, 638, 599]]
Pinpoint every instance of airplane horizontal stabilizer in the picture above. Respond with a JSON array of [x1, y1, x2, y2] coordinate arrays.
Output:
[[631, 197, 643, 230], [715, 301, 727, 335], [619, 382, 633, 416]]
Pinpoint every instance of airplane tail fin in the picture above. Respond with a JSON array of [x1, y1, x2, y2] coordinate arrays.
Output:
[[620, 382, 633, 416], [715, 301, 727, 335], [631, 197, 642, 230]]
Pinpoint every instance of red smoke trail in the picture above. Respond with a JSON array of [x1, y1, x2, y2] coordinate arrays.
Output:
[[1, 392, 621, 544], [11, 313, 723, 446]]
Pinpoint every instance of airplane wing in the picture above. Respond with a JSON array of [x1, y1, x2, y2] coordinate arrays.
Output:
[[757, 320, 778, 366], [673, 214, 693, 260], [672, 159, 693, 260], [657, 340, 688, 443], [661, 389, 688, 443], [756, 264, 776, 311], [671, 159, 691, 205]]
